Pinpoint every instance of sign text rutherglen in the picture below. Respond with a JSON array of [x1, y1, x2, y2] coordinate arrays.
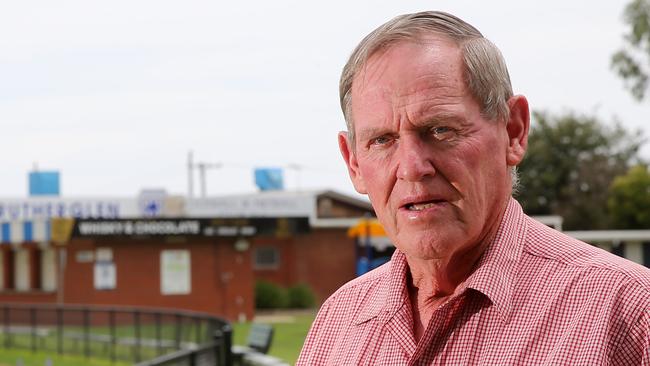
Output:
[[0, 199, 137, 221]]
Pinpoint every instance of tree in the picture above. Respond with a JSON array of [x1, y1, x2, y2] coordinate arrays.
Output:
[[607, 165, 650, 229], [516, 111, 645, 230], [612, 0, 650, 100]]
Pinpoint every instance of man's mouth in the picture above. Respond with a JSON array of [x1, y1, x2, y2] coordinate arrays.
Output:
[[405, 200, 445, 211]]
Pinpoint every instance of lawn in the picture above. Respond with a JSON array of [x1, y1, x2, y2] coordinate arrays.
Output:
[[0, 312, 316, 365], [0, 348, 129, 366], [232, 311, 315, 365], [0, 331, 180, 363]]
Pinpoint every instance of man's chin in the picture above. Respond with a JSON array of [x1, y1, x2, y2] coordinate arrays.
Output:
[[394, 233, 457, 258]]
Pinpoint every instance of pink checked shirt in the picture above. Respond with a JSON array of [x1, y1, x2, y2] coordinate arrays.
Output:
[[298, 199, 650, 365]]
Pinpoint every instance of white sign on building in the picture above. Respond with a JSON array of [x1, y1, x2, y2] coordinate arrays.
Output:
[[0, 191, 175, 221], [160, 250, 191, 295], [0, 198, 139, 221], [94, 261, 116, 290]]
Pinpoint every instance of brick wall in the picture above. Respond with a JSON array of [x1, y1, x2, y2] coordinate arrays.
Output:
[[0, 225, 360, 319], [61, 237, 253, 322], [252, 229, 357, 304], [294, 229, 356, 302]]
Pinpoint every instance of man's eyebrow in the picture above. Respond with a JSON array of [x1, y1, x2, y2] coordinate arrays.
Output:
[[356, 127, 392, 142], [419, 110, 466, 124]]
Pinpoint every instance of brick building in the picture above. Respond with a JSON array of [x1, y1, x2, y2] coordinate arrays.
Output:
[[0, 190, 374, 321]]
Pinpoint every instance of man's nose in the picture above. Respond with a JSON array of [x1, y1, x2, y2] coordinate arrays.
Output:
[[395, 136, 436, 181]]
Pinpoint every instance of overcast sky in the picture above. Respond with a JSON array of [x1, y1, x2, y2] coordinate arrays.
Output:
[[1, 0, 648, 199]]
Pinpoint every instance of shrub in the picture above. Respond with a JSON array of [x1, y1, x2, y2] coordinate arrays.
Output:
[[255, 280, 289, 309], [288, 284, 316, 309]]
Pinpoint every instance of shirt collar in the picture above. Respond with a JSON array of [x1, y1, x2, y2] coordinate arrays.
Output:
[[353, 197, 527, 326], [464, 197, 527, 324], [353, 249, 410, 325]]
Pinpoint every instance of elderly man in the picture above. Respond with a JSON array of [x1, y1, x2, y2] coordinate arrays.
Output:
[[298, 11, 650, 365]]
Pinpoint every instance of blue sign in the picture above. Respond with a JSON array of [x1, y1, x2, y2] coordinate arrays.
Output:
[[254, 168, 284, 191], [29, 171, 60, 196]]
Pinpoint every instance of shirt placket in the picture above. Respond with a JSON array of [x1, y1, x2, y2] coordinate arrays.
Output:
[[408, 293, 469, 365]]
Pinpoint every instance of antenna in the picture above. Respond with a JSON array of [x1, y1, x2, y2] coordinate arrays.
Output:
[[196, 162, 222, 197], [188, 151, 222, 198]]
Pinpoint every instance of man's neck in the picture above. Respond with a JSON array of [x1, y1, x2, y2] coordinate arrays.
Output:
[[404, 207, 506, 341], [406, 244, 486, 342]]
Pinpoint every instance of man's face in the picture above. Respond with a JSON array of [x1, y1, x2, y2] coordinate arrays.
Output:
[[340, 37, 527, 262]]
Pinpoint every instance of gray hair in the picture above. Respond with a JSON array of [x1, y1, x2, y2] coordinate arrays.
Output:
[[340, 11, 513, 145], [339, 11, 518, 188]]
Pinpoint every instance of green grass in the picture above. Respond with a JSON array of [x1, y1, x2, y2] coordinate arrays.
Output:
[[0, 318, 212, 364], [232, 312, 315, 365], [0, 314, 316, 365], [0, 333, 169, 363], [0, 348, 130, 366]]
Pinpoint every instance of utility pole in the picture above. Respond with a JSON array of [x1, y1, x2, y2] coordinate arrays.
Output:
[[188, 152, 221, 197], [187, 151, 194, 198], [196, 161, 222, 198]]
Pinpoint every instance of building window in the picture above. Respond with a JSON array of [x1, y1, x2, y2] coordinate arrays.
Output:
[[253, 247, 279, 269]]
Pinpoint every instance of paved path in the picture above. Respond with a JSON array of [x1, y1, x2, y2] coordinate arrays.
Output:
[[254, 309, 316, 323]]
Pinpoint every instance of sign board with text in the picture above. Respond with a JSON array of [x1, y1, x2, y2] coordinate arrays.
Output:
[[160, 250, 191, 295], [72, 218, 310, 238]]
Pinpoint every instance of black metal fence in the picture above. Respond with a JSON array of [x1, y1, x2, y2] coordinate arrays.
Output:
[[0, 303, 233, 365]]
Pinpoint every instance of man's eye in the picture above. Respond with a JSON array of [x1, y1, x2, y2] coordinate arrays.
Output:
[[370, 136, 392, 146], [431, 126, 454, 140]]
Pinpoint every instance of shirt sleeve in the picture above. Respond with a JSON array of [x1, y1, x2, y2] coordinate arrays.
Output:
[[296, 297, 334, 365], [612, 308, 650, 365]]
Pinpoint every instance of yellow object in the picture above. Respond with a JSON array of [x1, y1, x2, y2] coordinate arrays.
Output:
[[50, 218, 75, 245], [347, 218, 387, 237]]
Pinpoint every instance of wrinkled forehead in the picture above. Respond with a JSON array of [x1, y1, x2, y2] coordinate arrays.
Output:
[[351, 37, 466, 102]]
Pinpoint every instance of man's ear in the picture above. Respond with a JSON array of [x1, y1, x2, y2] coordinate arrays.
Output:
[[338, 131, 367, 194], [505, 95, 530, 166]]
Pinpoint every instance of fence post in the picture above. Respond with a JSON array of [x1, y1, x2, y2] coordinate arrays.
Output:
[[175, 314, 182, 350], [214, 324, 233, 366], [213, 328, 223, 365], [56, 307, 63, 355], [195, 317, 201, 346], [83, 308, 90, 358], [30, 307, 37, 352], [134, 310, 141, 363], [222, 324, 233, 366], [3, 306, 10, 349], [155, 312, 162, 356], [109, 309, 116, 363]]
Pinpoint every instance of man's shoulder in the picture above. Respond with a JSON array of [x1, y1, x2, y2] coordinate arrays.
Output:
[[523, 216, 650, 293], [326, 260, 392, 303]]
